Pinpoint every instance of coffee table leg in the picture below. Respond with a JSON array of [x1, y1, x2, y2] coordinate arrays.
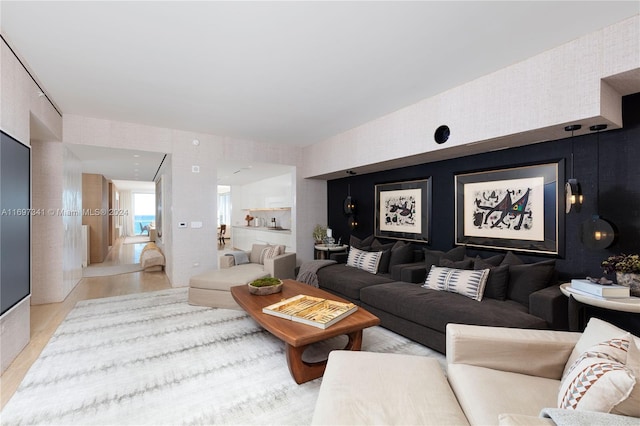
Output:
[[286, 330, 363, 384]]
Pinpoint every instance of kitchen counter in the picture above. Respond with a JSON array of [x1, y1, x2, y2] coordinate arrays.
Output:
[[233, 225, 291, 234]]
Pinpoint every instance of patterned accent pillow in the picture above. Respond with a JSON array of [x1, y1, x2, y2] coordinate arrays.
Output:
[[422, 266, 490, 301], [260, 245, 282, 264], [347, 246, 382, 274], [613, 335, 640, 417], [558, 337, 636, 413]]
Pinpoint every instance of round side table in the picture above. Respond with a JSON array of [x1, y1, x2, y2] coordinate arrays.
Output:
[[560, 283, 640, 333], [314, 244, 349, 260]]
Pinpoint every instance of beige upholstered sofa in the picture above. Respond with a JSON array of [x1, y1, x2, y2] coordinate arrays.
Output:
[[188, 243, 296, 309], [312, 318, 639, 425]]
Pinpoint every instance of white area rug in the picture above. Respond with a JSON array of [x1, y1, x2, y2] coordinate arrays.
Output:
[[82, 263, 144, 277], [123, 235, 150, 244], [1, 288, 444, 425]]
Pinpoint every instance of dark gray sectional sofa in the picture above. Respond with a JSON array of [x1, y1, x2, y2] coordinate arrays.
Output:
[[316, 236, 568, 354]]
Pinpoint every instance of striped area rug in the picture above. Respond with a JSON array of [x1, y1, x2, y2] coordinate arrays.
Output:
[[1, 288, 444, 425]]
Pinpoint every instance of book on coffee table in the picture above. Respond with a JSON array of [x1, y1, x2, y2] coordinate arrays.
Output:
[[570, 279, 630, 298], [262, 294, 358, 329]]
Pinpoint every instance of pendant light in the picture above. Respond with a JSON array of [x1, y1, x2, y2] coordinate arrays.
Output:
[[343, 184, 356, 215], [564, 124, 583, 213], [343, 179, 357, 230], [580, 124, 617, 249]]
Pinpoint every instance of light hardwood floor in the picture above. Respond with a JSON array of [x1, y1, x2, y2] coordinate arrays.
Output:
[[0, 238, 173, 409]]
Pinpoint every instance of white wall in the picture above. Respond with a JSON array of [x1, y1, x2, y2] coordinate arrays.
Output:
[[153, 155, 172, 279], [31, 139, 64, 303], [0, 39, 63, 373], [301, 16, 640, 179], [63, 146, 83, 295], [62, 117, 323, 286]]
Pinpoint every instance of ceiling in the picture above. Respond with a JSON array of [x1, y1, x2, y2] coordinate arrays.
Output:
[[3, 1, 639, 184], [64, 143, 293, 188], [64, 143, 166, 182]]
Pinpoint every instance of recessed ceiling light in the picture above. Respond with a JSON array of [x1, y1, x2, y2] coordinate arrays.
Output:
[[192, 139, 200, 146], [134, 162, 139, 166], [133, 154, 140, 158]]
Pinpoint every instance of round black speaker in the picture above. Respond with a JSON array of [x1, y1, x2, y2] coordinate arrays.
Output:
[[434, 125, 450, 144]]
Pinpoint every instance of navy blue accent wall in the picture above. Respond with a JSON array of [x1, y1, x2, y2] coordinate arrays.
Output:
[[327, 93, 640, 281]]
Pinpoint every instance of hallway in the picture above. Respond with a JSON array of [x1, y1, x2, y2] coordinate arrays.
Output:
[[1, 238, 172, 409]]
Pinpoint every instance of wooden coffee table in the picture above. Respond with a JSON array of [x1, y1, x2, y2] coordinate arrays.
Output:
[[231, 279, 380, 384]]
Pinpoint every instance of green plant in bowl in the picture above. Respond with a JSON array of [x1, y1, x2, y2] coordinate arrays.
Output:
[[250, 277, 282, 287], [248, 277, 283, 295]]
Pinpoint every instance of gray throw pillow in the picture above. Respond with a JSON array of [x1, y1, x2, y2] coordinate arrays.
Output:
[[439, 258, 473, 269], [474, 256, 509, 300], [371, 239, 395, 273], [423, 246, 466, 269], [350, 234, 375, 251], [507, 259, 556, 307], [500, 251, 525, 266], [388, 242, 414, 270]]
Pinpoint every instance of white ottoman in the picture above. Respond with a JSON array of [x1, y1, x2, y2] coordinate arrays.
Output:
[[188, 264, 269, 309]]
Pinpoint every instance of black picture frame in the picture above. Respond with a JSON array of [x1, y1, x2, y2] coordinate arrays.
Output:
[[375, 177, 432, 243], [454, 161, 564, 256]]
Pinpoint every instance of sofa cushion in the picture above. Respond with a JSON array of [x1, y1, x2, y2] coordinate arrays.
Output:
[[347, 247, 383, 274], [448, 363, 560, 426], [360, 282, 548, 333], [372, 240, 414, 274], [558, 336, 636, 413], [189, 264, 268, 290], [564, 318, 640, 376], [261, 245, 282, 262], [250, 243, 270, 264], [317, 264, 393, 301], [479, 254, 505, 266], [439, 258, 473, 269], [371, 239, 395, 273], [474, 257, 510, 301], [312, 352, 469, 426], [507, 260, 555, 307], [423, 266, 490, 301], [350, 234, 375, 251], [562, 318, 640, 417], [501, 251, 525, 266], [423, 246, 466, 269], [388, 241, 414, 269], [616, 336, 640, 417]]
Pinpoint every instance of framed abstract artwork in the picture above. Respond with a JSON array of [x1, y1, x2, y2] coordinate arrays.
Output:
[[375, 177, 432, 243], [454, 161, 564, 256]]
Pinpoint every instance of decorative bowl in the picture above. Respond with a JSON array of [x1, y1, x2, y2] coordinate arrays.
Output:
[[248, 278, 283, 295]]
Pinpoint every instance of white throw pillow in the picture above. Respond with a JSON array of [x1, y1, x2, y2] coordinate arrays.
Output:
[[346, 246, 382, 274], [558, 336, 636, 413], [260, 245, 282, 263], [422, 265, 490, 301], [612, 335, 640, 417], [563, 318, 640, 378]]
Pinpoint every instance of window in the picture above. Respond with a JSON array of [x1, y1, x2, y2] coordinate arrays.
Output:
[[133, 193, 155, 235], [218, 186, 231, 226]]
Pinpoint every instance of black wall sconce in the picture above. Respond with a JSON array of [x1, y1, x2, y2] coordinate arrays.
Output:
[[564, 124, 583, 213], [580, 124, 617, 249]]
